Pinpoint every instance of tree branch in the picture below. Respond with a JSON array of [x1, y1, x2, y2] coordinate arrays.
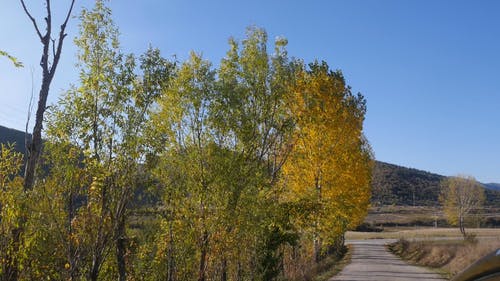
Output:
[[52, 38, 56, 58], [19, 0, 43, 40], [62, 0, 76, 31], [50, 0, 75, 77]]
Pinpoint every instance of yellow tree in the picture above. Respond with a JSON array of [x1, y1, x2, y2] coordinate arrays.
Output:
[[282, 61, 372, 262], [440, 175, 485, 238]]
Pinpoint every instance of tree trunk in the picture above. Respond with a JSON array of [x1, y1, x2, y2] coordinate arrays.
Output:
[[221, 258, 227, 281], [89, 257, 100, 281], [24, 78, 51, 191], [68, 189, 78, 281], [198, 230, 209, 281], [166, 222, 175, 281], [313, 235, 322, 263], [459, 215, 466, 238], [116, 217, 127, 281]]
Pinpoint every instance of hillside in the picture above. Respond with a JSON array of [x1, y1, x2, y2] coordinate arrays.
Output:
[[371, 161, 445, 206], [484, 183, 500, 191], [0, 125, 28, 155], [372, 161, 500, 206]]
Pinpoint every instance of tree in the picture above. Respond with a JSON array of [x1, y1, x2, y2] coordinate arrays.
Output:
[[148, 28, 299, 281], [440, 175, 485, 238], [151, 51, 218, 281], [281, 61, 372, 263], [20, 0, 76, 191], [37, 2, 175, 280], [213, 28, 298, 280], [3, 2, 75, 279]]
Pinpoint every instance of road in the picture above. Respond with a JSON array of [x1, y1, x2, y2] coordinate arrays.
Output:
[[330, 239, 447, 281]]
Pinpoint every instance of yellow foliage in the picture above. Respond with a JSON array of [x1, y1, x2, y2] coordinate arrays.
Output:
[[282, 63, 372, 243]]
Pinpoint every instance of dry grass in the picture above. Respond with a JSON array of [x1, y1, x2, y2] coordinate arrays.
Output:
[[311, 245, 353, 281], [346, 227, 500, 240], [444, 239, 500, 276], [366, 206, 443, 225], [389, 237, 500, 279], [282, 243, 350, 281], [365, 205, 500, 228]]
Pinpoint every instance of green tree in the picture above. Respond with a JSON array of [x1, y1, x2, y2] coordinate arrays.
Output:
[[440, 175, 485, 238], [151, 51, 218, 281], [38, 1, 174, 280], [212, 27, 298, 280], [148, 27, 299, 281]]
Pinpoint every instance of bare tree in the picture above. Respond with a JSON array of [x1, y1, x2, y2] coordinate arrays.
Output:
[[2, 2, 77, 281], [20, 0, 76, 191], [440, 175, 485, 238]]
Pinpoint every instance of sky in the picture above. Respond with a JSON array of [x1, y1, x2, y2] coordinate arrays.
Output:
[[1, 0, 499, 183]]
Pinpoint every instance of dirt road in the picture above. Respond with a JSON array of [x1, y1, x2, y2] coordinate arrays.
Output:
[[330, 240, 446, 281]]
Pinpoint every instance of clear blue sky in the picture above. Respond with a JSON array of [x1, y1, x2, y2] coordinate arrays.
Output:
[[1, 0, 499, 183]]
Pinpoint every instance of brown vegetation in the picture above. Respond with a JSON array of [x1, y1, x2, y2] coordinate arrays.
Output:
[[389, 238, 500, 278], [283, 245, 352, 281]]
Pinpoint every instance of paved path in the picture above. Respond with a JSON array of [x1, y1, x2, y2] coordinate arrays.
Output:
[[330, 240, 447, 281]]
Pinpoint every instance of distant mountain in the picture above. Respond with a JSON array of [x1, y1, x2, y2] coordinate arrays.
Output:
[[0, 125, 28, 155], [372, 161, 500, 206], [371, 161, 445, 206], [484, 183, 500, 191]]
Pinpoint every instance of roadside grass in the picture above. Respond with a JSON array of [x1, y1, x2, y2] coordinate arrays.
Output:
[[311, 245, 353, 281], [284, 245, 351, 281], [388, 237, 500, 279]]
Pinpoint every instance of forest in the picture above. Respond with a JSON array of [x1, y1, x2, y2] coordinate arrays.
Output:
[[0, 1, 373, 280]]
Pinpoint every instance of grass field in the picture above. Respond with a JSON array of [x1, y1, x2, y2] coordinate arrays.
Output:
[[366, 205, 500, 227], [346, 227, 500, 240], [349, 205, 500, 240]]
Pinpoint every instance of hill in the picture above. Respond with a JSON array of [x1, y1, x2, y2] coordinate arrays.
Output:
[[484, 183, 500, 191], [0, 125, 28, 155], [371, 161, 445, 206], [372, 161, 500, 206]]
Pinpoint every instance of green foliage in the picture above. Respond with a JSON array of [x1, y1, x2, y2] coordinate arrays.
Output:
[[0, 144, 24, 278], [0, 50, 23, 68], [0, 2, 372, 279]]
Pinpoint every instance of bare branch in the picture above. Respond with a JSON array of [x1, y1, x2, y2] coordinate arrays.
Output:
[[46, 0, 51, 27], [19, 0, 43, 40], [25, 67, 35, 156], [46, 0, 52, 41], [50, 0, 75, 77], [52, 38, 56, 58], [62, 0, 76, 32]]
